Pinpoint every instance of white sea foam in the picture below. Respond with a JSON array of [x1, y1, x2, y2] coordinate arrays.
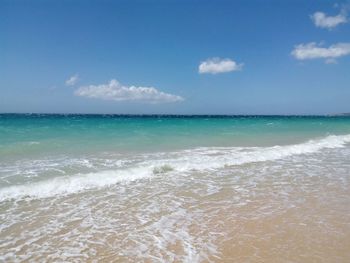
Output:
[[0, 167, 153, 201], [1, 134, 350, 201]]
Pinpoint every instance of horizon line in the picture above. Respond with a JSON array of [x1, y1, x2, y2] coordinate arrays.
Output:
[[1, 112, 349, 117]]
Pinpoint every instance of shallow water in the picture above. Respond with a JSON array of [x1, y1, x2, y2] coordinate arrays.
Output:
[[1, 115, 350, 262]]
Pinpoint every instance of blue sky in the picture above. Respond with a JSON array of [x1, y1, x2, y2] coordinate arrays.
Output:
[[1, 0, 350, 114]]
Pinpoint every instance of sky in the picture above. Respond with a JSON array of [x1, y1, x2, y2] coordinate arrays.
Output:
[[1, 0, 350, 115]]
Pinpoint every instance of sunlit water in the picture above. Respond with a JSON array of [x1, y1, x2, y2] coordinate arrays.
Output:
[[1, 114, 350, 262]]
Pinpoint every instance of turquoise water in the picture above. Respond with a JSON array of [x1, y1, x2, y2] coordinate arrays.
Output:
[[1, 114, 350, 159]]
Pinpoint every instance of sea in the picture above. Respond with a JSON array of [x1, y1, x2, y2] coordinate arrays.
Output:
[[0, 114, 350, 262]]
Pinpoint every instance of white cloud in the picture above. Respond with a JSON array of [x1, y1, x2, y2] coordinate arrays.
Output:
[[75, 79, 184, 103], [65, 74, 79, 86], [198, 58, 243, 74], [310, 11, 347, 29], [291, 42, 350, 62]]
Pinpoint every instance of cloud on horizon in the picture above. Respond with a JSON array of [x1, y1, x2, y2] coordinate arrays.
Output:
[[75, 79, 184, 103], [291, 42, 350, 63], [198, 58, 243, 74], [310, 10, 347, 29], [65, 74, 79, 86]]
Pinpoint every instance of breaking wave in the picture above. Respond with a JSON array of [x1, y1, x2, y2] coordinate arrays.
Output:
[[1, 134, 350, 201]]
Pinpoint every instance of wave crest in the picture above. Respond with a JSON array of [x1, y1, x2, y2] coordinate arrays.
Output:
[[1, 134, 349, 201]]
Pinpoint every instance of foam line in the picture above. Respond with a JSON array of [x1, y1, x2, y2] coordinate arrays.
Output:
[[1, 134, 349, 201]]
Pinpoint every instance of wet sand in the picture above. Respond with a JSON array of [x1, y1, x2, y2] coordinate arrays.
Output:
[[1, 146, 350, 262]]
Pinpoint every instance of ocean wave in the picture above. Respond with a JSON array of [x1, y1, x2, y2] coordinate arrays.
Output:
[[1, 134, 350, 201]]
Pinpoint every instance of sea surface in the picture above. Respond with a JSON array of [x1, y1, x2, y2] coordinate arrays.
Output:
[[1, 114, 350, 262]]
